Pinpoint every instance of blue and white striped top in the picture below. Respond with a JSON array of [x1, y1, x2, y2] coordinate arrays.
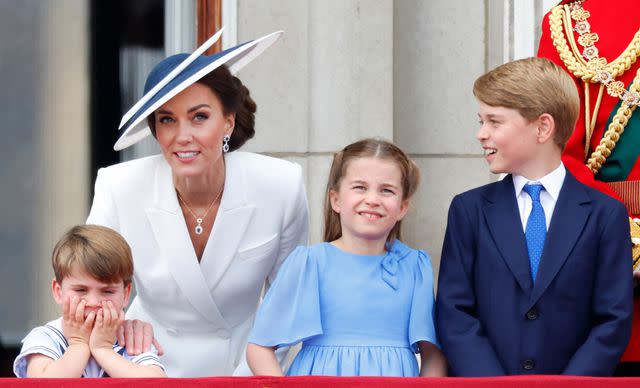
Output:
[[13, 317, 164, 377]]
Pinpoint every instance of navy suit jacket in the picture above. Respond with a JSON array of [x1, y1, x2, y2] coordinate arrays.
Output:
[[435, 171, 633, 376]]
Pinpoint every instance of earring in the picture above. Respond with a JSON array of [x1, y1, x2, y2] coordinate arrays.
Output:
[[222, 134, 230, 153]]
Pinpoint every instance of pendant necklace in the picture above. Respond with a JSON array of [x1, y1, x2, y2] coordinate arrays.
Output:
[[176, 183, 224, 235]]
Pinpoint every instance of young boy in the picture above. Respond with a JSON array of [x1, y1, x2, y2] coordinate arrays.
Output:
[[14, 225, 166, 378], [436, 57, 633, 376]]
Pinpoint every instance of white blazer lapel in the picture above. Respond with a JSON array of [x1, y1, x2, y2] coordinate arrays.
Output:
[[201, 153, 256, 290], [144, 160, 229, 327]]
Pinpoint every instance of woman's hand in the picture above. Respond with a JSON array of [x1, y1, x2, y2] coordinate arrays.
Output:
[[61, 296, 95, 348], [90, 301, 124, 351], [117, 319, 164, 356]]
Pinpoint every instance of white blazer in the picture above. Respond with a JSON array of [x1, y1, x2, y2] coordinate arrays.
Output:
[[87, 151, 309, 377]]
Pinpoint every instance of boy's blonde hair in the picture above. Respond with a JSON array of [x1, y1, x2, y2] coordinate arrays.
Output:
[[52, 225, 133, 286], [323, 138, 420, 244], [473, 57, 579, 149]]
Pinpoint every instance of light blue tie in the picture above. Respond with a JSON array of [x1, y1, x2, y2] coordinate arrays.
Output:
[[523, 184, 546, 283]]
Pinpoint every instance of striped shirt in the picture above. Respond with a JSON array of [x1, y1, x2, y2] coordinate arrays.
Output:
[[13, 318, 164, 377]]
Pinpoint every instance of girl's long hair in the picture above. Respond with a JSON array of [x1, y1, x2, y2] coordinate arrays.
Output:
[[323, 138, 420, 243]]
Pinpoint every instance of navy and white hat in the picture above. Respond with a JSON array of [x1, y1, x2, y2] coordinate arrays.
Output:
[[114, 28, 283, 151]]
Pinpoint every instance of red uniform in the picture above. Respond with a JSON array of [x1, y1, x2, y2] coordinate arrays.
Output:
[[538, 0, 640, 362]]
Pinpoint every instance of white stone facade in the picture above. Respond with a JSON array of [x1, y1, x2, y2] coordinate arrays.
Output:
[[13, 0, 557, 344]]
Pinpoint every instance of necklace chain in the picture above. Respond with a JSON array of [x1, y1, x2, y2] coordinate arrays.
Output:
[[176, 182, 224, 235], [565, 0, 640, 105], [549, 0, 640, 172], [550, 0, 640, 85]]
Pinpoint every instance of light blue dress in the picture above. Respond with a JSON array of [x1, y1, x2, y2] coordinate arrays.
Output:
[[248, 240, 439, 376]]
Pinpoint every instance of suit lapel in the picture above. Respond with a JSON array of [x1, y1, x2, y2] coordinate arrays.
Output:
[[528, 172, 591, 306], [144, 159, 228, 327], [483, 175, 533, 293], [200, 152, 256, 290]]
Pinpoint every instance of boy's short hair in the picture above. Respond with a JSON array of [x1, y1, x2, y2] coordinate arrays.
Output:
[[473, 57, 579, 149], [52, 225, 133, 286]]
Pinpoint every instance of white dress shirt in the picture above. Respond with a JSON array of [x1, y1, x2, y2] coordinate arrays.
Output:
[[513, 163, 566, 231]]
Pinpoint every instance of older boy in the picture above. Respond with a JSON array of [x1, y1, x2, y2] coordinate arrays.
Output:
[[436, 57, 633, 376], [14, 225, 165, 378]]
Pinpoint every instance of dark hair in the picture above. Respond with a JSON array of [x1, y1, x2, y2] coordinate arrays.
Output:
[[323, 138, 420, 243], [147, 65, 257, 151]]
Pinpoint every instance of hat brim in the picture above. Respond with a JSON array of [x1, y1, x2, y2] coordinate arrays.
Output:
[[117, 28, 225, 130], [113, 30, 283, 151]]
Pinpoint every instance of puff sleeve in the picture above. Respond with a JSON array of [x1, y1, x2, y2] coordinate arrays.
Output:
[[408, 250, 439, 353], [248, 246, 322, 347]]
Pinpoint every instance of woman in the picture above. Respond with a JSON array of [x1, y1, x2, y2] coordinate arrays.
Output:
[[87, 30, 309, 377]]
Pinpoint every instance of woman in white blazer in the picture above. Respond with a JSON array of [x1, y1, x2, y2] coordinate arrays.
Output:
[[86, 30, 309, 377]]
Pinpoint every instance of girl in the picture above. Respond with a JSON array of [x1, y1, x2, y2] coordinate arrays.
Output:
[[246, 138, 446, 377]]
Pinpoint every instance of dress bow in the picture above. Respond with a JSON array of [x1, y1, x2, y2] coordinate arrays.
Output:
[[381, 240, 413, 290]]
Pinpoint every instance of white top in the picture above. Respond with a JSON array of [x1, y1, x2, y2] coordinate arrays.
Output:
[[13, 318, 163, 377], [513, 163, 566, 231], [86, 152, 309, 377]]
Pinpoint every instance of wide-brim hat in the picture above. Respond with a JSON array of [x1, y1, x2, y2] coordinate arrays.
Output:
[[114, 28, 283, 151]]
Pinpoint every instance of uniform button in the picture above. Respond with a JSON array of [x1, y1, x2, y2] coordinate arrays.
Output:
[[522, 359, 535, 370], [166, 328, 178, 336], [216, 329, 230, 339], [526, 307, 539, 320]]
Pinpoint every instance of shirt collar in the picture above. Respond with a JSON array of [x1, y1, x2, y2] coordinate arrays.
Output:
[[513, 162, 565, 201]]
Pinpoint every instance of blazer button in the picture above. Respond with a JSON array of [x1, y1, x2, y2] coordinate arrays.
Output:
[[526, 307, 539, 320], [522, 359, 535, 370]]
